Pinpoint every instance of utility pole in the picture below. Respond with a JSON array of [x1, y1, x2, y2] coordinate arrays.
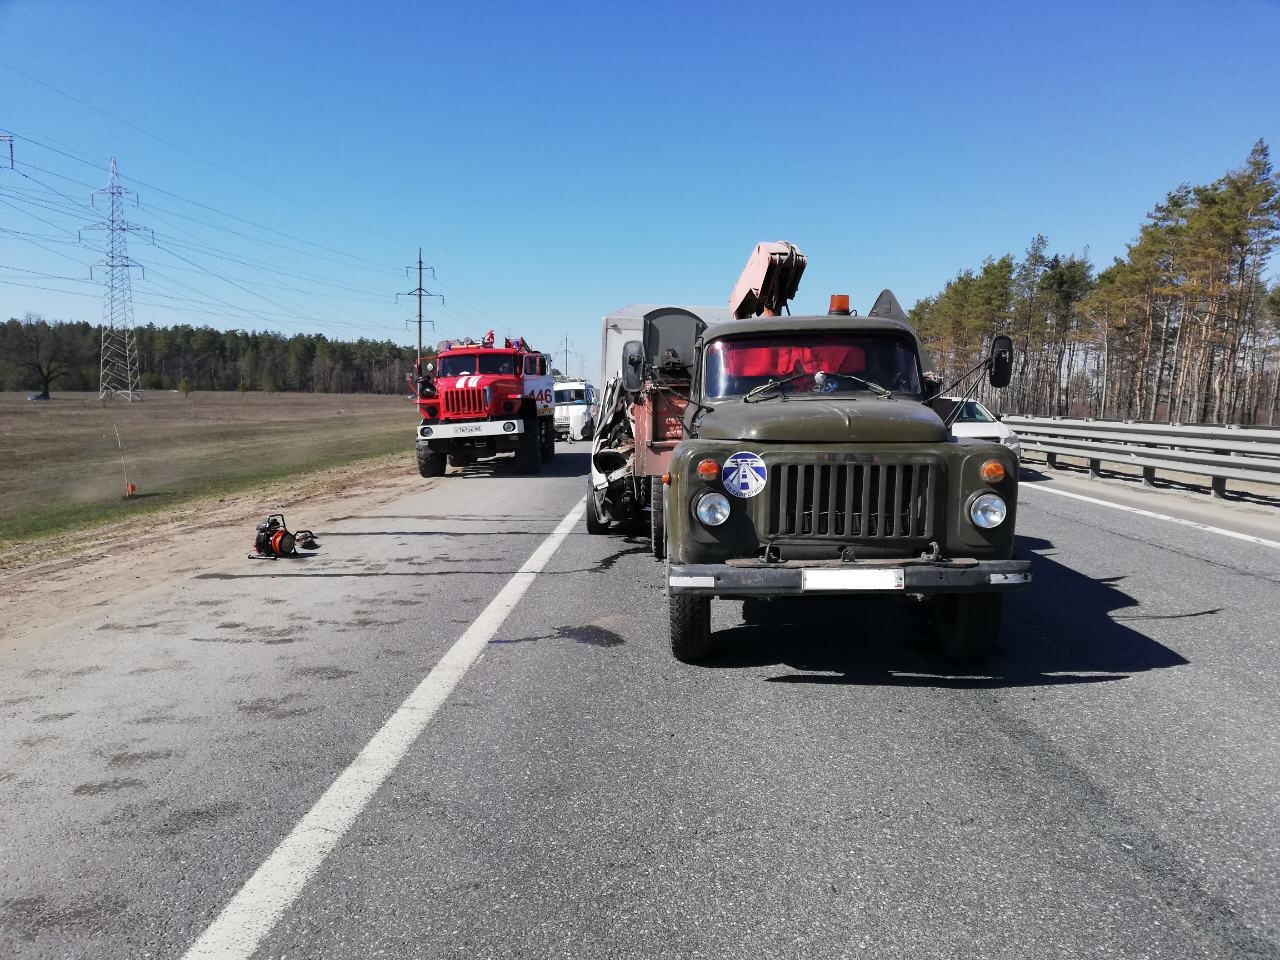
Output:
[[401, 248, 442, 358], [83, 157, 148, 401], [561, 333, 571, 377]]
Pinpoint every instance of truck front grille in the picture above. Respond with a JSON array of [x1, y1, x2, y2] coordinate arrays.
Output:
[[444, 388, 485, 415], [764, 460, 937, 539]]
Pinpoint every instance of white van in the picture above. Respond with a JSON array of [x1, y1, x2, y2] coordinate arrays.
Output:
[[554, 380, 597, 441]]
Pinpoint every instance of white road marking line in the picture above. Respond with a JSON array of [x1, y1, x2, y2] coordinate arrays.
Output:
[[181, 495, 589, 960], [1022, 484, 1280, 550]]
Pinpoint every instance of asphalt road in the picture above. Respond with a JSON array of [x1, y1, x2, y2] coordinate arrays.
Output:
[[2, 446, 1279, 959]]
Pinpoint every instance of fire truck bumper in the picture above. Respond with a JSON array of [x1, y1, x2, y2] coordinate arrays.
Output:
[[417, 419, 524, 441]]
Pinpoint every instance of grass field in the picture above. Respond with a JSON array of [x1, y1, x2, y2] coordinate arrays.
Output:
[[0, 391, 418, 544]]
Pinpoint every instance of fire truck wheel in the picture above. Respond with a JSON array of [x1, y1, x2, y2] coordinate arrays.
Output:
[[669, 593, 712, 663], [514, 419, 541, 474], [585, 492, 609, 534], [650, 475, 666, 559], [539, 419, 555, 462], [416, 446, 446, 477], [933, 593, 1001, 664]]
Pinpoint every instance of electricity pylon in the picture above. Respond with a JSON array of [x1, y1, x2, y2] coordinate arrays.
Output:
[[83, 157, 146, 401]]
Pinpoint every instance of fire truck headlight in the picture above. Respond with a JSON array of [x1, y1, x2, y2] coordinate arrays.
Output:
[[969, 493, 1007, 529], [503, 421, 516, 432], [694, 491, 731, 527], [420, 426, 433, 438]]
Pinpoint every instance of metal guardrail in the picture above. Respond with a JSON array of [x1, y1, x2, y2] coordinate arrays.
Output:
[[1003, 416, 1280, 498]]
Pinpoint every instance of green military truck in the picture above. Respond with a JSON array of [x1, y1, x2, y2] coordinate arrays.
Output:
[[662, 290, 1030, 664]]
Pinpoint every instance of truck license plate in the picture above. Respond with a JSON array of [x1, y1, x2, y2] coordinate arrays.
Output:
[[802, 569, 905, 591], [453, 424, 483, 434]]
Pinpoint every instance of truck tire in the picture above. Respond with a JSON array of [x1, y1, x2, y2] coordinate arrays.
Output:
[[586, 490, 610, 534], [650, 475, 666, 559], [416, 446, 446, 477], [933, 593, 1002, 664], [539, 418, 555, 463], [669, 593, 711, 663], [513, 419, 541, 474]]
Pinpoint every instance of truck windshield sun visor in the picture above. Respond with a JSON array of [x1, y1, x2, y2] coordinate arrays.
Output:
[[705, 333, 923, 400]]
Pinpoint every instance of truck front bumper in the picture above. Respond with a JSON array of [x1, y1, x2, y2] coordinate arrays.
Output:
[[667, 558, 1031, 597], [417, 419, 523, 441]]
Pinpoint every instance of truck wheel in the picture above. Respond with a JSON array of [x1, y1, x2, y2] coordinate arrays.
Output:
[[586, 491, 610, 534], [669, 593, 711, 663], [539, 418, 555, 463], [933, 593, 1002, 664], [650, 475, 666, 559], [513, 419, 541, 474], [416, 446, 445, 477]]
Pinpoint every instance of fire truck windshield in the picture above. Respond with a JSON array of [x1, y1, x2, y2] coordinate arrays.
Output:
[[705, 333, 922, 399], [437, 353, 517, 377]]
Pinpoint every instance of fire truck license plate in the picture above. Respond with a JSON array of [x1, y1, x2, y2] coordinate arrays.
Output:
[[453, 424, 483, 434]]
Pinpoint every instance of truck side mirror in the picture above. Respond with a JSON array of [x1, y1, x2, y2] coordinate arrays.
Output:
[[621, 340, 643, 393], [988, 335, 1013, 389]]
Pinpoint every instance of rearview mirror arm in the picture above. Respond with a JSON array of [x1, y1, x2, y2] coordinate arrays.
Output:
[[942, 373, 986, 429]]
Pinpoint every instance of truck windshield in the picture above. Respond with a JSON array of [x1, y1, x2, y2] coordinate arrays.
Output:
[[704, 333, 923, 399], [438, 353, 516, 376], [555, 388, 587, 404]]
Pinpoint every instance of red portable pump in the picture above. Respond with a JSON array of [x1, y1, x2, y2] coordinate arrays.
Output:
[[249, 514, 319, 560]]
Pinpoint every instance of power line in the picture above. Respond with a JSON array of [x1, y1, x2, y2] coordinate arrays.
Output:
[[10, 132, 403, 276], [1, 115, 509, 344], [0, 62, 417, 251]]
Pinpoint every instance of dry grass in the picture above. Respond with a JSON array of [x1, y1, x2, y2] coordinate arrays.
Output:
[[0, 390, 419, 544]]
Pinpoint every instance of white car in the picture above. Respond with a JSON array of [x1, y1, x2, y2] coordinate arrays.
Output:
[[553, 380, 597, 441], [935, 397, 1020, 459]]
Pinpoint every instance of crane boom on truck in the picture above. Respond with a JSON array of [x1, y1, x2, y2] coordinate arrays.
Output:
[[413, 332, 556, 476], [728, 240, 808, 319]]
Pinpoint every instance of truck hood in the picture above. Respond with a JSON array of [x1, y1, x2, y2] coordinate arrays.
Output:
[[696, 397, 948, 443]]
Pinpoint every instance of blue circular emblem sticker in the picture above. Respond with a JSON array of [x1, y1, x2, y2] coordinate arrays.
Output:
[[722, 451, 768, 498]]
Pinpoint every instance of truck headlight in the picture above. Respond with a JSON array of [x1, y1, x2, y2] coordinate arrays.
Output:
[[694, 491, 730, 527], [1002, 432, 1020, 451], [969, 492, 1007, 529], [420, 426, 433, 438]]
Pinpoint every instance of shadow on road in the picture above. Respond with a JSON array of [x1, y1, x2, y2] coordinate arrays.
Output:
[[449, 450, 590, 480], [699, 534, 1194, 689]]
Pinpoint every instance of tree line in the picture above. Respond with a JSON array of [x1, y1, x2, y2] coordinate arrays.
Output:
[[0, 318, 427, 396], [910, 140, 1280, 425]]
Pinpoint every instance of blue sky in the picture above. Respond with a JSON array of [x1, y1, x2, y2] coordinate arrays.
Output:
[[2, 0, 1278, 380]]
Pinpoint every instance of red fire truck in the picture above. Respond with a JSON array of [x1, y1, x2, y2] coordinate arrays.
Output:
[[413, 333, 556, 476]]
